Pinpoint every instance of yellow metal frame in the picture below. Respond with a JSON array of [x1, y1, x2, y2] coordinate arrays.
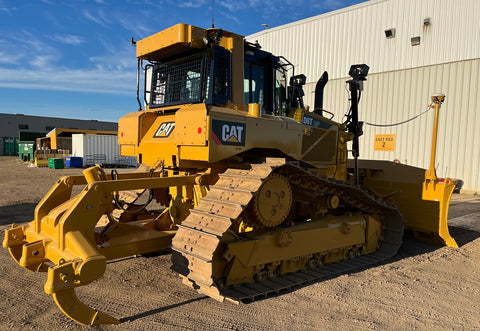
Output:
[[358, 95, 457, 248], [3, 166, 208, 325], [422, 94, 457, 247], [136, 23, 204, 60]]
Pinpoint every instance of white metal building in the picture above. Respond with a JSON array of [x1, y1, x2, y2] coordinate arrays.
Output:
[[247, 0, 480, 193]]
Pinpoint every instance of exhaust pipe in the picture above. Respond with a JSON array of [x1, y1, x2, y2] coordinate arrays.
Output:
[[314, 71, 328, 116]]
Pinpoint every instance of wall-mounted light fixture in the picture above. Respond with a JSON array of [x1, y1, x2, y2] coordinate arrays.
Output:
[[385, 28, 396, 39], [411, 36, 421, 46], [424, 18, 431, 26], [262, 24, 269, 29]]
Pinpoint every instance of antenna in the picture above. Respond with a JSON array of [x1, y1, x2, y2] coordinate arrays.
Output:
[[211, 0, 215, 28]]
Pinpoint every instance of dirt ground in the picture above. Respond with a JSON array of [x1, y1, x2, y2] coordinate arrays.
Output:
[[0, 156, 479, 330]]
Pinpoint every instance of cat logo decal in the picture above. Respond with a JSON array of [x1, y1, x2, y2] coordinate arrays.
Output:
[[211, 120, 246, 146], [154, 122, 175, 138]]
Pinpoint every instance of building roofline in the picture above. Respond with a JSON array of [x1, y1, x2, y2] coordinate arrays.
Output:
[[247, 0, 386, 39], [0, 112, 116, 124]]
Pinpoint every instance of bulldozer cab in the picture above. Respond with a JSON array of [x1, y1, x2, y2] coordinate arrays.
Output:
[[121, 24, 343, 170], [145, 45, 231, 108], [138, 24, 292, 117], [243, 42, 289, 116]]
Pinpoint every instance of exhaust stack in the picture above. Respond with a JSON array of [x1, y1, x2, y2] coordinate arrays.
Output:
[[314, 71, 329, 116]]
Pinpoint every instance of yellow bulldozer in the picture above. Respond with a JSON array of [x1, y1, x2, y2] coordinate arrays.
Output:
[[3, 24, 457, 325]]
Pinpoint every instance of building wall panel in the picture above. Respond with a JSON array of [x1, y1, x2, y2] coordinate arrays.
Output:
[[248, 0, 480, 81], [301, 59, 480, 192], [247, 0, 480, 192]]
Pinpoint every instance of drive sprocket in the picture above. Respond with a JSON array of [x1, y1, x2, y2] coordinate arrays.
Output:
[[247, 173, 293, 227]]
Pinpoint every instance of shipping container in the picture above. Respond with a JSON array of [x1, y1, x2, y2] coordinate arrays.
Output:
[[18, 141, 35, 161], [72, 134, 136, 167], [4, 137, 18, 156], [0, 137, 3, 156]]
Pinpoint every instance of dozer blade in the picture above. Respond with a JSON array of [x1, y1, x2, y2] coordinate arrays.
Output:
[[353, 160, 457, 247], [3, 166, 201, 325], [418, 94, 457, 247], [422, 177, 457, 247]]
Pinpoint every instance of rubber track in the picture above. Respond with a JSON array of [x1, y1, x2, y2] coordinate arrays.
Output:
[[171, 162, 404, 302]]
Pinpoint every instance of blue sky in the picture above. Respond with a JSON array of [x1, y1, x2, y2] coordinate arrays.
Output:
[[0, 0, 365, 122]]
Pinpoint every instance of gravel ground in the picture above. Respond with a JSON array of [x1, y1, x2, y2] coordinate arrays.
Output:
[[0, 156, 479, 330]]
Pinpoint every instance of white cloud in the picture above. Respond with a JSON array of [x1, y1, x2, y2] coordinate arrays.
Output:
[[82, 8, 111, 26], [0, 3, 16, 14], [88, 37, 137, 71], [1, 30, 58, 66], [0, 0, 361, 99], [9, 29, 56, 54], [80, 6, 154, 38], [0, 33, 137, 95], [50, 34, 85, 46], [310, 0, 351, 11], [0, 22, 137, 95], [219, 0, 354, 15], [218, 10, 241, 25], [248, 0, 272, 7], [179, 0, 208, 8], [29, 55, 58, 68], [218, 1, 246, 12], [116, 15, 153, 38], [0, 66, 135, 95], [0, 51, 22, 64]]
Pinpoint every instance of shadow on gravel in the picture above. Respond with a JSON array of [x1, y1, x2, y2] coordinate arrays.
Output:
[[0, 203, 36, 225], [107, 250, 171, 265], [233, 224, 480, 306], [448, 225, 480, 247], [449, 199, 480, 219], [396, 226, 480, 259], [395, 239, 439, 259], [120, 296, 208, 323], [1, 196, 477, 322]]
